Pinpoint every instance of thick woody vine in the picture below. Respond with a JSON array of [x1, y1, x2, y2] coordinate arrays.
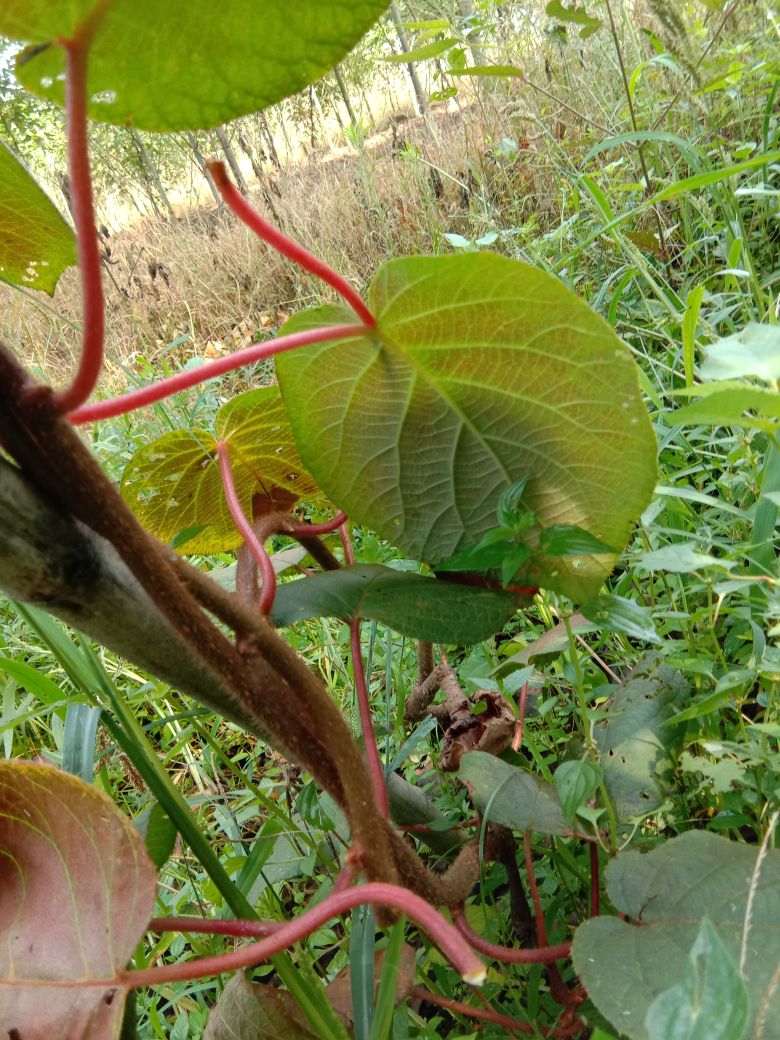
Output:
[[0, 23, 598, 1036]]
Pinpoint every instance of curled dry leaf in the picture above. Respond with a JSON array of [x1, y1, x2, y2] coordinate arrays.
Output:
[[0, 761, 157, 1040], [439, 690, 516, 772]]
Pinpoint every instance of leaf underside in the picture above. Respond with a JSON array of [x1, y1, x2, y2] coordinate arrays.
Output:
[[277, 253, 657, 601], [0, 761, 157, 1040], [121, 386, 319, 554]]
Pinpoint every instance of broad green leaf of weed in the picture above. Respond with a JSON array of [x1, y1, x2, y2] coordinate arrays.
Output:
[[459, 750, 570, 834], [699, 324, 780, 382], [645, 919, 749, 1040], [573, 831, 779, 1040], [593, 654, 688, 822]]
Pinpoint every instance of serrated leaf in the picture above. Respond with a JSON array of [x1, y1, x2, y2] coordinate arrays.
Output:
[[271, 564, 521, 644], [0, 141, 75, 294], [276, 254, 656, 602], [572, 831, 780, 1040], [458, 750, 570, 834], [581, 593, 660, 643], [645, 918, 749, 1040], [121, 386, 318, 554], [0, 761, 157, 1039], [698, 323, 780, 382], [594, 654, 688, 821], [555, 760, 602, 824], [539, 524, 617, 557], [8, 1, 390, 132]]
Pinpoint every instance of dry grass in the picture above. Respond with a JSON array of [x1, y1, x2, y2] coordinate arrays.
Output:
[[0, 95, 568, 392]]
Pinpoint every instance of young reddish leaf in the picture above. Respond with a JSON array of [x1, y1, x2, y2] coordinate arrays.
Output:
[[9, 1, 391, 132], [0, 761, 157, 1039], [121, 386, 319, 554], [0, 141, 75, 294], [276, 254, 657, 601]]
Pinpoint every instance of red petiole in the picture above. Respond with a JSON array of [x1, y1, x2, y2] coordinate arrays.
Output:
[[217, 440, 277, 614], [54, 33, 106, 414], [68, 323, 368, 424], [208, 160, 376, 328], [133, 882, 485, 987]]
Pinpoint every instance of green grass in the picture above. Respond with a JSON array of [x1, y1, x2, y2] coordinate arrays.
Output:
[[1, 4, 779, 1037]]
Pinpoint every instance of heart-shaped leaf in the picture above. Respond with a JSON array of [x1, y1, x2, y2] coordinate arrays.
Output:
[[276, 254, 657, 601], [9, 1, 390, 131], [458, 750, 570, 835], [0, 760, 157, 1039], [572, 831, 780, 1040], [271, 564, 522, 644], [0, 141, 75, 294], [121, 386, 319, 554]]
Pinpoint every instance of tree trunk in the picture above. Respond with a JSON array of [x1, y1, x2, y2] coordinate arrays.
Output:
[[257, 112, 282, 170], [129, 128, 175, 219], [389, 0, 429, 114], [333, 64, 359, 126], [184, 132, 222, 207], [456, 0, 485, 66], [215, 125, 249, 194]]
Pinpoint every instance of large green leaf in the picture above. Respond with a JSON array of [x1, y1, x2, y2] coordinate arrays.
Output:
[[0, 760, 157, 1039], [593, 655, 688, 822], [9, 1, 389, 131], [271, 564, 521, 644], [458, 751, 570, 835], [572, 831, 780, 1040], [0, 142, 75, 294], [276, 254, 657, 601], [121, 386, 319, 554]]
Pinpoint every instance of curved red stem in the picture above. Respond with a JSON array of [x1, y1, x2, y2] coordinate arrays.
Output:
[[149, 916, 285, 937], [217, 441, 276, 614], [289, 512, 348, 537], [350, 620, 389, 818], [454, 912, 570, 965], [53, 36, 105, 414], [132, 883, 485, 987], [208, 160, 376, 327], [68, 323, 367, 424]]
